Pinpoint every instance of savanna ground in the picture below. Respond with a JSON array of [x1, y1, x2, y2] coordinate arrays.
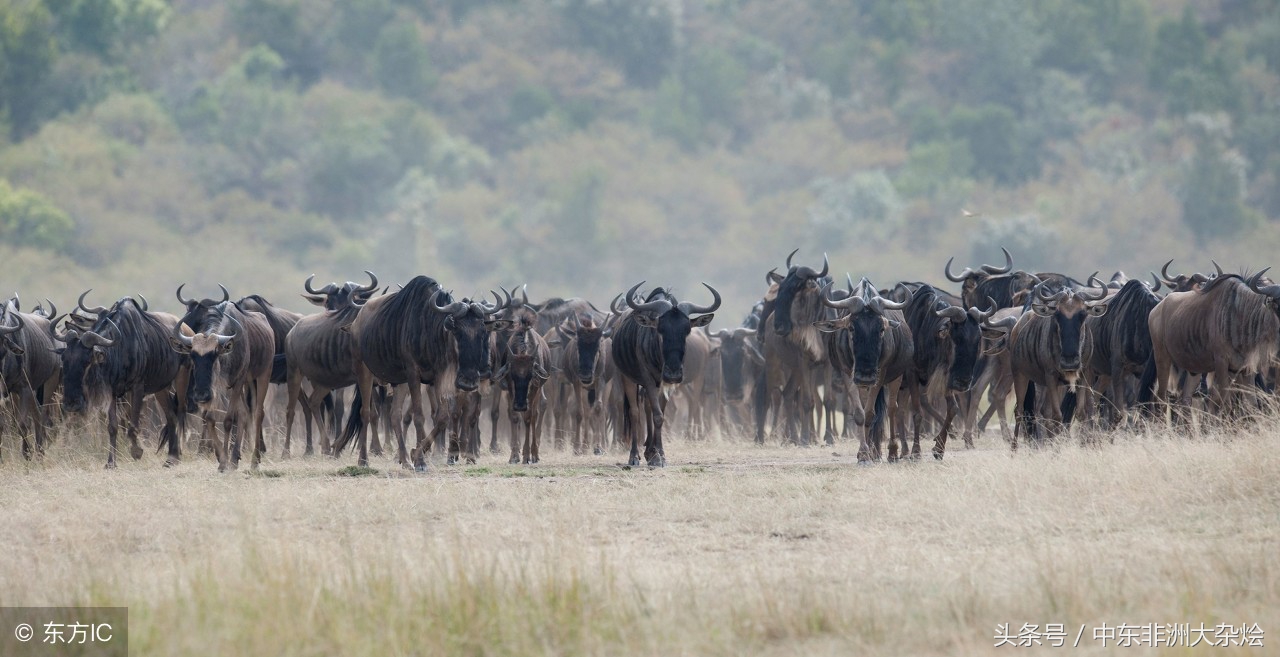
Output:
[[0, 407, 1276, 656]]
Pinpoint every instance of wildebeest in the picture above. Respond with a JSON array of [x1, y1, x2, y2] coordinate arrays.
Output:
[[56, 294, 189, 467], [548, 312, 611, 454], [902, 285, 992, 459], [0, 300, 60, 460], [282, 272, 380, 457], [1006, 280, 1110, 446], [713, 326, 763, 432], [611, 281, 720, 466], [494, 324, 550, 463], [817, 279, 913, 462], [1084, 278, 1161, 426], [1142, 271, 1280, 419], [338, 276, 508, 469], [172, 298, 275, 471], [944, 247, 1031, 311], [1157, 260, 1210, 293], [758, 250, 830, 446]]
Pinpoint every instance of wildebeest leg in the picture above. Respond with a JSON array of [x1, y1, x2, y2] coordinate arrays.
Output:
[[18, 387, 43, 460], [852, 386, 873, 463], [156, 389, 182, 467], [409, 380, 437, 471], [283, 363, 305, 458], [933, 393, 957, 460], [250, 373, 270, 470], [368, 385, 386, 458], [530, 396, 542, 464], [121, 386, 146, 462], [508, 396, 521, 464], [643, 384, 666, 467], [1010, 374, 1031, 451], [104, 396, 124, 469], [489, 381, 504, 454], [622, 383, 643, 466], [308, 385, 334, 456]]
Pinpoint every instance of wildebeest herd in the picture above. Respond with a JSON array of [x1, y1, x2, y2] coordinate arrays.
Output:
[[0, 250, 1272, 471]]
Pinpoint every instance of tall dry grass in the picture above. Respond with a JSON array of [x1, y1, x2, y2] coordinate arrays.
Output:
[[0, 416, 1276, 656]]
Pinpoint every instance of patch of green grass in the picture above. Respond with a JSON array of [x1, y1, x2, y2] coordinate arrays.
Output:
[[335, 465, 379, 477], [464, 467, 492, 477], [251, 469, 285, 478], [501, 470, 529, 478], [680, 466, 709, 474]]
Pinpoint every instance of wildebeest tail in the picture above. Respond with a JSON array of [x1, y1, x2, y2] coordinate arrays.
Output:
[[1061, 390, 1077, 426], [332, 388, 363, 456], [869, 386, 887, 445]]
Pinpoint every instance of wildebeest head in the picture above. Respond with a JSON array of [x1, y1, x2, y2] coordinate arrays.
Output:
[[558, 312, 611, 385], [52, 313, 118, 414], [428, 290, 510, 392], [171, 304, 240, 407], [175, 283, 231, 332], [945, 247, 1013, 309], [930, 296, 995, 392], [496, 330, 548, 413], [1158, 259, 1211, 293], [1248, 269, 1280, 316], [626, 281, 721, 384], [301, 271, 379, 311], [714, 327, 762, 402], [767, 249, 829, 337], [1030, 278, 1109, 374], [817, 279, 905, 387]]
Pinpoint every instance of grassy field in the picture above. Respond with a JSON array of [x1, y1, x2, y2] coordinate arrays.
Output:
[[0, 417, 1276, 656]]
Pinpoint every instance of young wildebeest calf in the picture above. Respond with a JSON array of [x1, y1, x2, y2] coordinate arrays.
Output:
[[496, 326, 550, 463]]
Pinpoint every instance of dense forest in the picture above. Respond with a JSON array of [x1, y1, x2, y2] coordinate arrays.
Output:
[[1, 0, 1277, 315]]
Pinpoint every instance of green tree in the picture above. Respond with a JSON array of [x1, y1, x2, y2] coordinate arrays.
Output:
[[561, 0, 675, 87], [0, 1, 57, 138], [0, 179, 75, 251], [1181, 118, 1257, 243], [948, 104, 1038, 185], [372, 21, 434, 102]]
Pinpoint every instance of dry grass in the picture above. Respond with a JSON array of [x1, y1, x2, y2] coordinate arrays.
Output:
[[0, 417, 1277, 656]]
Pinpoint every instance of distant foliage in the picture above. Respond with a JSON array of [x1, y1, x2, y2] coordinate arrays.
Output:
[[560, 0, 675, 87], [0, 180, 74, 252]]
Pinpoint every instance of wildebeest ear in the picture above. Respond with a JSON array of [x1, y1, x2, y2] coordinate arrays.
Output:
[[1087, 303, 1109, 317], [887, 319, 901, 329], [983, 337, 1008, 356], [814, 319, 846, 333], [493, 364, 509, 381], [301, 294, 328, 306], [546, 339, 562, 348], [168, 337, 191, 353], [689, 313, 714, 328], [484, 319, 513, 332], [635, 314, 659, 329]]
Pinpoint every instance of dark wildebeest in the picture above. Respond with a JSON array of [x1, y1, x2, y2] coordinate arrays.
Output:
[[944, 247, 1032, 311], [0, 300, 60, 460], [1142, 271, 1280, 420], [1084, 278, 1161, 427], [486, 288, 533, 453], [902, 284, 993, 459], [611, 282, 720, 466], [883, 281, 964, 308], [1156, 259, 1211, 293], [57, 294, 189, 467], [549, 312, 612, 454], [494, 324, 550, 463], [1005, 279, 1110, 446], [172, 298, 275, 471], [338, 276, 508, 469], [817, 279, 914, 462], [713, 326, 763, 433], [282, 272, 380, 457], [758, 250, 830, 446]]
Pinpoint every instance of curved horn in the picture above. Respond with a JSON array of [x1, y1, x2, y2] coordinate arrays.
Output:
[[979, 247, 1014, 275], [212, 313, 241, 346], [520, 284, 529, 307], [983, 315, 1019, 332], [764, 268, 779, 286], [479, 294, 503, 317], [945, 257, 974, 282], [678, 282, 722, 316], [817, 253, 829, 278], [218, 284, 230, 303], [1211, 260, 1224, 278], [968, 298, 997, 323], [871, 293, 908, 311], [1149, 272, 1162, 293], [1160, 259, 1178, 285], [304, 275, 323, 295], [52, 319, 77, 344], [610, 293, 626, 315], [785, 248, 799, 270], [428, 289, 468, 316], [135, 295, 147, 312], [935, 305, 967, 323], [42, 298, 57, 319], [176, 284, 195, 307], [0, 312, 23, 335], [1248, 268, 1280, 299], [821, 283, 865, 314], [1036, 283, 1057, 301], [171, 319, 194, 348], [625, 281, 673, 315], [1082, 275, 1108, 301], [357, 271, 379, 295], [77, 290, 108, 316], [79, 320, 117, 348]]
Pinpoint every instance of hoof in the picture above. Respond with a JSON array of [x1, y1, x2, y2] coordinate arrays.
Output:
[[163, 457, 180, 468], [446, 455, 457, 465], [627, 456, 641, 467], [465, 457, 476, 465], [646, 457, 665, 468], [280, 449, 291, 460], [415, 463, 427, 473], [129, 445, 144, 460], [531, 456, 539, 464], [509, 456, 520, 464], [933, 452, 944, 461], [104, 461, 117, 470], [593, 446, 602, 456]]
